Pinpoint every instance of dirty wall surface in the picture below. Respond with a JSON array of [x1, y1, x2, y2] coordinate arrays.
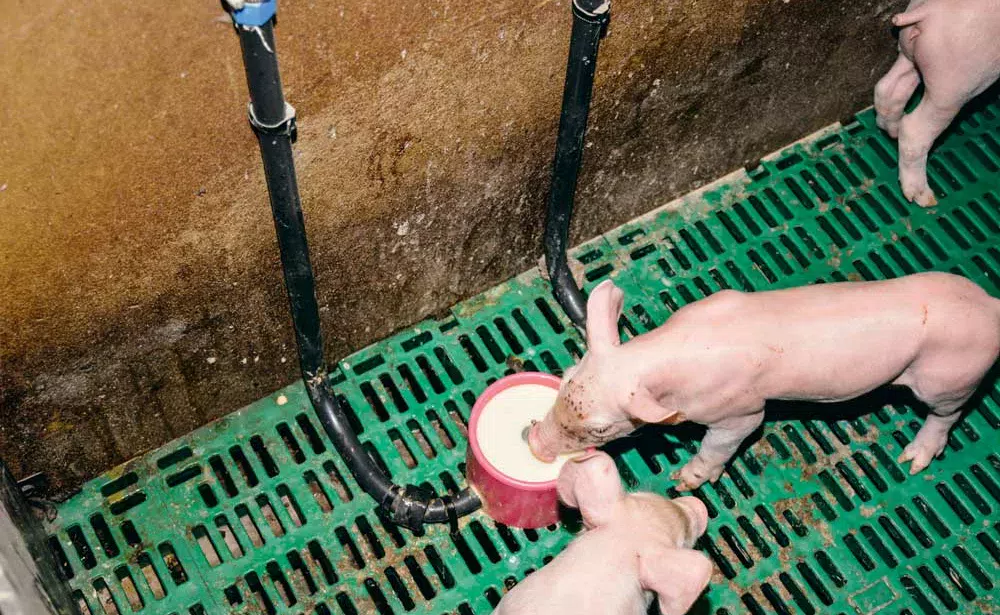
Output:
[[0, 0, 900, 495]]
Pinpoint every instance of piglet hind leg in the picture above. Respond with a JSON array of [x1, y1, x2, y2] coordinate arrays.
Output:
[[897, 97, 960, 207], [898, 399, 965, 475], [673, 411, 764, 491], [875, 54, 921, 139]]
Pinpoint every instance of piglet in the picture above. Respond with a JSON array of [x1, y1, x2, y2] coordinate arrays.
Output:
[[874, 0, 1000, 206], [492, 451, 711, 615], [529, 272, 1000, 490]]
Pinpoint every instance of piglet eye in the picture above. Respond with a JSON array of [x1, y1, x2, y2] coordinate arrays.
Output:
[[592, 424, 615, 435]]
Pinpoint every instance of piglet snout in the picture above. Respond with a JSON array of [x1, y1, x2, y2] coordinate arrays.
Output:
[[527, 422, 557, 462], [673, 496, 709, 543]]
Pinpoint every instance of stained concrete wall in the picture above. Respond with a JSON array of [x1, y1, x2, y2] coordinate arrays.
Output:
[[0, 0, 900, 496]]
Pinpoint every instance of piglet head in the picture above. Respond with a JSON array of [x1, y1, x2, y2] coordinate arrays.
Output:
[[555, 450, 626, 529], [529, 280, 672, 461], [557, 452, 712, 613], [630, 493, 711, 615]]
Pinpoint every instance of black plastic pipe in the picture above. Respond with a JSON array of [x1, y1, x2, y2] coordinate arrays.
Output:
[[233, 15, 479, 530], [543, 0, 610, 329]]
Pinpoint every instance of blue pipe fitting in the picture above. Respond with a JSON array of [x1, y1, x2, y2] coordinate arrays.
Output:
[[232, 0, 277, 27]]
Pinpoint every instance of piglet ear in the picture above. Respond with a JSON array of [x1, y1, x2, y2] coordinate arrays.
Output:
[[639, 548, 713, 615], [629, 387, 678, 425], [585, 280, 624, 351], [556, 451, 624, 529]]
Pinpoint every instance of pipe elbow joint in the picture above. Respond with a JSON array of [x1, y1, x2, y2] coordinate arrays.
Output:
[[385, 485, 434, 532]]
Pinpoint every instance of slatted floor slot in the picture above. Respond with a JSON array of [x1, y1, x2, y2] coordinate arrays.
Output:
[[42, 98, 1000, 613]]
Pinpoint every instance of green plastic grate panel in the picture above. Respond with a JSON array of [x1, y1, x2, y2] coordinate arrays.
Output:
[[45, 96, 1000, 615]]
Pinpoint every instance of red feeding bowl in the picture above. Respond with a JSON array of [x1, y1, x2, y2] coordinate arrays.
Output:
[[466, 372, 565, 529]]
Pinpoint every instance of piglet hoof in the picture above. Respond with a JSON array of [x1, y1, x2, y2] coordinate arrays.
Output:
[[897, 439, 946, 475], [901, 181, 938, 208], [875, 114, 900, 139], [671, 475, 700, 492], [913, 189, 938, 208], [672, 462, 722, 492]]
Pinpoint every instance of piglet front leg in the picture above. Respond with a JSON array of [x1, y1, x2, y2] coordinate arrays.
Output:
[[673, 411, 764, 491]]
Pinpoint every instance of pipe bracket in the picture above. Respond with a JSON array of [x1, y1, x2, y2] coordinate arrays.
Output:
[[572, 0, 610, 37], [247, 101, 297, 143]]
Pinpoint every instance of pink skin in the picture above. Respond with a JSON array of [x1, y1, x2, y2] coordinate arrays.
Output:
[[873, 0, 1000, 206], [530, 273, 1000, 490], [492, 451, 711, 615]]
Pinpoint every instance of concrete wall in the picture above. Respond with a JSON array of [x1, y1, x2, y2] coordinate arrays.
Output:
[[0, 0, 901, 496]]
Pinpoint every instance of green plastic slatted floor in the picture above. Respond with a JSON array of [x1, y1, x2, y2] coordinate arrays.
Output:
[[46, 95, 1000, 615]]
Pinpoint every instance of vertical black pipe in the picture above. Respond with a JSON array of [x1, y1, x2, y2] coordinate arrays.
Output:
[[237, 24, 324, 377], [544, 0, 610, 329], [234, 18, 479, 529]]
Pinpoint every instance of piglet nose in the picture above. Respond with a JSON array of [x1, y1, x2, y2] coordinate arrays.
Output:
[[674, 496, 709, 539], [527, 423, 556, 462]]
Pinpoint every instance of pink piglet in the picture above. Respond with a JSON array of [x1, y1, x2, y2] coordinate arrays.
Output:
[[492, 451, 712, 615]]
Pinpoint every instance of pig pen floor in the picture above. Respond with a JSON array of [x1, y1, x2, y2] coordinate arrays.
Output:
[[45, 96, 1000, 615]]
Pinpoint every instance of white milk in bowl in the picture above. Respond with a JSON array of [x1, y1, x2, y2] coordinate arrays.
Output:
[[475, 383, 576, 483]]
